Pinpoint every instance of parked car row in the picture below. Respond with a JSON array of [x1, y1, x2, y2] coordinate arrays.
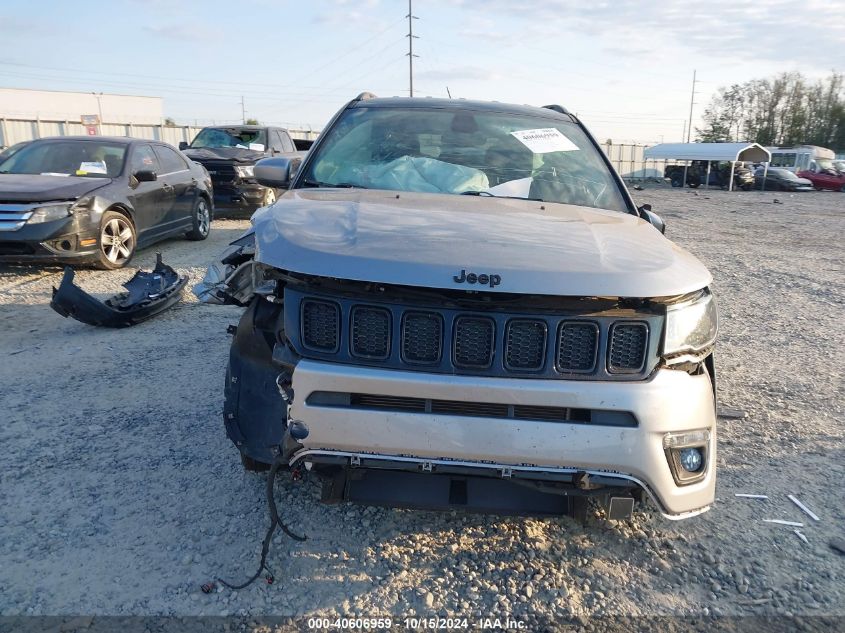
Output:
[[664, 159, 845, 192], [0, 126, 313, 268]]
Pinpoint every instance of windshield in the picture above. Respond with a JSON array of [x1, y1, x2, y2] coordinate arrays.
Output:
[[190, 127, 267, 151], [299, 106, 628, 212], [0, 140, 126, 178]]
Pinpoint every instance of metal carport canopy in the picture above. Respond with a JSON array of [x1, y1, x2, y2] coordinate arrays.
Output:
[[643, 142, 771, 163]]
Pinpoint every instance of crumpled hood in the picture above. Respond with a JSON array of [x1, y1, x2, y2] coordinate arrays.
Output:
[[253, 189, 712, 298], [0, 174, 110, 202], [183, 147, 266, 163]]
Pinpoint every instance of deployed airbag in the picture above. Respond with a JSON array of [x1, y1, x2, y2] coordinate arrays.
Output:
[[50, 253, 188, 327]]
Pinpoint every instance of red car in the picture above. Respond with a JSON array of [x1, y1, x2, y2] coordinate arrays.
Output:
[[797, 161, 845, 191]]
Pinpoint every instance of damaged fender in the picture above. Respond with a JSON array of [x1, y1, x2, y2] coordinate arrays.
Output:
[[50, 253, 188, 327]]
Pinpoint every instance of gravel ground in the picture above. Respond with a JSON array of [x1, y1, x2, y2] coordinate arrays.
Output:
[[0, 190, 843, 625]]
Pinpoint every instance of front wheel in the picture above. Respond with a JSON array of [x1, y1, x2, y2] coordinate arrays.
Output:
[[262, 188, 277, 206], [185, 196, 211, 241], [95, 211, 136, 269], [839, 184, 845, 193]]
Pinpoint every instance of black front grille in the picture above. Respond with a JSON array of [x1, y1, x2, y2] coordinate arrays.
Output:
[[557, 322, 599, 373], [350, 306, 390, 359], [608, 322, 648, 372], [402, 312, 443, 364], [301, 299, 340, 352], [505, 320, 547, 370], [453, 316, 495, 368], [199, 161, 236, 185], [288, 289, 656, 381]]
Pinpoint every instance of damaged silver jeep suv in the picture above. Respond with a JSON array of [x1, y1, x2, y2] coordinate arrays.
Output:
[[222, 94, 718, 521]]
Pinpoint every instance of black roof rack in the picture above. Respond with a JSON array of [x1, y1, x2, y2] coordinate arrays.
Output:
[[542, 104, 571, 115]]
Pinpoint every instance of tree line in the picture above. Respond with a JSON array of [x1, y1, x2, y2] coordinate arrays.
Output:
[[696, 72, 844, 150]]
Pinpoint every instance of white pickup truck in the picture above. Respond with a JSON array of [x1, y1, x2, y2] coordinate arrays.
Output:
[[220, 94, 718, 522]]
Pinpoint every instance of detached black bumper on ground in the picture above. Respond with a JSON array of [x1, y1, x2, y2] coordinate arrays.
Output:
[[50, 253, 187, 327]]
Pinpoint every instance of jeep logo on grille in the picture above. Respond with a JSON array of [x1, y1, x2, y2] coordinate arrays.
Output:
[[453, 269, 501, 288]]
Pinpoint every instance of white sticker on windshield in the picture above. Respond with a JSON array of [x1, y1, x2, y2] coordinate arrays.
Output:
[[41, 172, 70, 177], [510, 128, 578, 154], [78, 161, 108, 174], [249, 143, 265, 152]]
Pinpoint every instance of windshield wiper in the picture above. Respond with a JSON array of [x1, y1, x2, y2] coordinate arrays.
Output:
[[460, 191, 544, 202], [301, 179, 366, 189]]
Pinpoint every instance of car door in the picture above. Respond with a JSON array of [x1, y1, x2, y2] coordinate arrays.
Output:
[[153, 144, 196, 229], [125, 144, 166, 243]]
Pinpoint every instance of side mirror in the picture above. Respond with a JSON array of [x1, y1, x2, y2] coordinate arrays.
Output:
[[134, 170, 157, 183], [254, 156, 301, 188], [178, 141, 189, 150], [638, 204, 665, 234]]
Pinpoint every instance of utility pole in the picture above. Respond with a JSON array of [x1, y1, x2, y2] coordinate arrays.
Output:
[[92, 92, 103, 128], [686, 70, 698, 143], [241, 96, 246, 124], [406, 0, 419, 97]]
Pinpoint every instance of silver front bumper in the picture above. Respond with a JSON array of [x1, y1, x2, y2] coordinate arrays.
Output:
[[288, 360, 716, 518]]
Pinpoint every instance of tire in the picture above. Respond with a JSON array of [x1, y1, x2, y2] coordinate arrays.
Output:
[[262, 187, 277, 206], [240, 453, 271, 472], [688, 183, 700, 189], [839, 184, 845, 193], [95, 210, 136, 270], [670, 178, 682, 188], [185, 196, 211, 241]]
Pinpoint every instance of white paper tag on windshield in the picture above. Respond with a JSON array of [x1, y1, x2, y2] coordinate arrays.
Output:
[[510, 128, 578, 154], [78, 161, 108, 174], [249, 143, 265, 152]]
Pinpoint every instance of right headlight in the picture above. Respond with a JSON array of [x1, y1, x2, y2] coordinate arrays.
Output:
[[663, 290, 718, 359]]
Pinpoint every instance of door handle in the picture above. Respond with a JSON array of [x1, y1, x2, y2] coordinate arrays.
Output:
[[162, 183, 174, 193]]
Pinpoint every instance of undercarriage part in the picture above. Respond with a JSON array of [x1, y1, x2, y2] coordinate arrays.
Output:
[[310, 455, 642, 519], [50, 253, 187, 327]]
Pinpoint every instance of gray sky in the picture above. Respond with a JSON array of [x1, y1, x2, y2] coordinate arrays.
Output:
[[1, 0, 842, 142]]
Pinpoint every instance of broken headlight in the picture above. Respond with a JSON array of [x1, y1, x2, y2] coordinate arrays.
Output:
[[663, 290, 717, 363], [234, 165, 255, 179], [27, 203, 73, 224]]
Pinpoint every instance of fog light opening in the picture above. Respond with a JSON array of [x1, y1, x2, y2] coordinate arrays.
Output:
[[679, 447, 703, 472]]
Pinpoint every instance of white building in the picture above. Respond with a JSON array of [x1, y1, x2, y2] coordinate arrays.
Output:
[[0, 87, 163, 125]]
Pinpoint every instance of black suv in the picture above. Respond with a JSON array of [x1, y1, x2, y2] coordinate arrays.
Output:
[[181, 126, 312, 216]]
